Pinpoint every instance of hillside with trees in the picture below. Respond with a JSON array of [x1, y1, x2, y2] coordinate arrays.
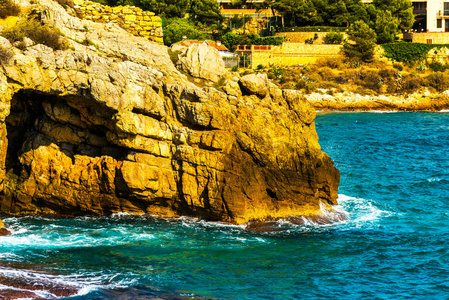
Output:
[[89, 0, 413, 63]]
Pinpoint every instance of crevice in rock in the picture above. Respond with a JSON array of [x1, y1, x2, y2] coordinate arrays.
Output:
[[131, 107, 163, 121], [266, 188, 278, 200]]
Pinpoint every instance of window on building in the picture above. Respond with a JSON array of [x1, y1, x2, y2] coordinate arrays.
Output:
[[412, 2, 426, 14], [427, 39, 433, 44], [445, 2, 449, 15], [438, 19, 443, 28]]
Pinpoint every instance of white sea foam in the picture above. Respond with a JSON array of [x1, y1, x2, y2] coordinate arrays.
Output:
[[110, 212, 145, 218], [0, 283, 58, 299], [368, 110, 400, 114], [427, 177, 442, 183], [337, 194, 393, 225], [0, 266, 139, 299], [0, 228, 159, 249]]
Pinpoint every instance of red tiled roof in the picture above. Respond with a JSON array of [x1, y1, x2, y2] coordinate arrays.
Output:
[[172, 39, 229, 51]]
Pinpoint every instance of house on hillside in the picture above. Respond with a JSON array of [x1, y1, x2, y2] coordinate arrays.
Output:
[[362, 0, 449, 43], [217, 0, 280, 34], [403, 0, 449, 43]]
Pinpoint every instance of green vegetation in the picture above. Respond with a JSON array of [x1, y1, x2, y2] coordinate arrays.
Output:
[[381, 43, 447, 63], [89, 0, 412, 49], [221, 32, 240, 51], [279, 26, 347, 32], [429, 62, 449, 72], [163, 18, 209, 46], [0, 0, 20, 19], [247, 35, 284, 46], [1, 18, 68, 50], [343, 21, 377, 63], [259, 0, 412, 32], [375, 10, 399, 44], [91, 0, 219, 23], [325, 32, 344, 44]]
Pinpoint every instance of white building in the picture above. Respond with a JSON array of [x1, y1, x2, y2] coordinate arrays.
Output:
[[422, 0, 449, 32]]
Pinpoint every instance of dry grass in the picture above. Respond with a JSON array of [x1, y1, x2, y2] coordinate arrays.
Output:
[[55, 0, 74, 8], [255, 57, 449, 95], [0, 0, 20, 19], [0, 45, 13, 63], [2, 18, 68, 50]]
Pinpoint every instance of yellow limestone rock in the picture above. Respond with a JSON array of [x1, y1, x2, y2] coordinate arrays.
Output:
[[0, 0, 340, 224]]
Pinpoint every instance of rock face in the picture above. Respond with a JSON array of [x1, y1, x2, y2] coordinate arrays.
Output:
[[240, 73, 270, 98], [176, 43, 227, 83], [0, 0, 339, 224]]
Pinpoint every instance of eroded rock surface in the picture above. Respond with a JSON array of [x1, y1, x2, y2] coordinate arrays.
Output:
[[0, 0, 339, 224], [176, 43, 227, 83]]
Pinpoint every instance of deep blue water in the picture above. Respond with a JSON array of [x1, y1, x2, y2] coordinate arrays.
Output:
[[1, 112, 449, 299]]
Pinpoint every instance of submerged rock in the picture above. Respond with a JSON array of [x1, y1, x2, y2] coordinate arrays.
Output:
[[0, 0, 339, 224], [0, 218, 10, 236], [0, 261, 79, 298]]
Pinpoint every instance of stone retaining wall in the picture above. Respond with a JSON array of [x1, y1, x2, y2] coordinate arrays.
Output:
[[275, 32, 347, 44], [403, 32, 449, 44], [237, 43, 344, 68], [72, 0, 163, 44]]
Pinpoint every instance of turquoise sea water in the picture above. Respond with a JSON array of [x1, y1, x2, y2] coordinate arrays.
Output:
[[1, 112, 449, 299]]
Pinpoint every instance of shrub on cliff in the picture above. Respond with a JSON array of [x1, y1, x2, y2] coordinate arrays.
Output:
[[358, 69, 383, 92], [0, 0, 20, 19], [429, 62, 449, 72], [163, 18, 209, 46], [325, 32, 344, 44], [220, 32, 239, 51], [379, 67, 398, 80], [0, 45, 13, 64], [55, 0, 74, 9], [426, 72, 449, 92], [2, 18, 69, 50], [401, 75, 422, 92], [315, 57, 344, 69], [343, 20, 377, 63]]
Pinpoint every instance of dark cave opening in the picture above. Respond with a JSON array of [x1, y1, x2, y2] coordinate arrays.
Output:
[[4, 90, 128, 182], [5, 91, 44, 177]]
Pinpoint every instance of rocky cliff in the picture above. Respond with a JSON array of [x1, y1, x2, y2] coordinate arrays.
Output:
[[0, 0, 339, 224]]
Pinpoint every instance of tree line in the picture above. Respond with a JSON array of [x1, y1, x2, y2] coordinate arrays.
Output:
[[90, 0, 414, 62]]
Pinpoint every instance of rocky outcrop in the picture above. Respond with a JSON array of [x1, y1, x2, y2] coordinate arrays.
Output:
[[0, 0, 339, 224], [306, 90, 449, 111], [240, 73, 270, 98], [176, 43, 227, 83]]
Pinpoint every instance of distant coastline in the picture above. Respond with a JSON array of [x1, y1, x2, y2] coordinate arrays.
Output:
[[306, 90, 449, 112]]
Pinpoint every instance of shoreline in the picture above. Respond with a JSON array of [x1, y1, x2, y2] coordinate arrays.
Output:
[[305, 90, 449, 112]]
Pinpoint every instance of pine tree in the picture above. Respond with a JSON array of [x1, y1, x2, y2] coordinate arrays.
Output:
[[343, 20, 377, 62]]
